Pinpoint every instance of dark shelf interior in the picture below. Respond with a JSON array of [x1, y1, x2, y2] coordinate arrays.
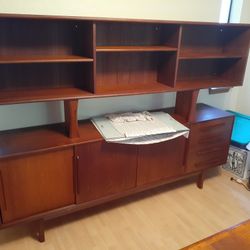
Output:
[[0, 18, 94, 60], [180, 25, 250, 58], [176, 58, 245, 88], [95, 52, 177, 93], [96, 22, 180, 48], [0, 63, 94, 98]]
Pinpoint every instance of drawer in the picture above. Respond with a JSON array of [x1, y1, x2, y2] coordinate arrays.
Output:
[[188, 118, 233, 149], [185, 117, 234, 173]]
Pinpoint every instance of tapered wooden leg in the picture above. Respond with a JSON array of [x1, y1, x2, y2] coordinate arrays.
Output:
[[197, 172, 204, 189], [36, 219, 45, 243]]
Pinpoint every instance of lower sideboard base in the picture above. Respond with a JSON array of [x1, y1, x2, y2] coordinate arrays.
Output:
[[0, 169, 208, 242]]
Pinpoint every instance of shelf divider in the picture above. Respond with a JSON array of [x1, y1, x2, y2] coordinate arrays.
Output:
[[0, 55, 93, 64], [96, 45, 178, 52]]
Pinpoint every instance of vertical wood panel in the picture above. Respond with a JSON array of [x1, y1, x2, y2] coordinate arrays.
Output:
[[137, 137, 186, 186], [0, 148, 74, 223], [75, 142, 137, 203]]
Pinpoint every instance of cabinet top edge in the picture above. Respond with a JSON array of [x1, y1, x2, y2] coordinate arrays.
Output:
[[0, 13, 249, 27]]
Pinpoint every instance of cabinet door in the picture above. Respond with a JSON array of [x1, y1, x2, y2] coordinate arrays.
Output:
[[0, 148, 74, 223], [185, 117, 234, 173], [75, 142, 137, 203], [137, 137, 186, 186]]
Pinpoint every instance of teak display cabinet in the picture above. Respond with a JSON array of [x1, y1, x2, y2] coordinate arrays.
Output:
[[0, 14, 249, 242]]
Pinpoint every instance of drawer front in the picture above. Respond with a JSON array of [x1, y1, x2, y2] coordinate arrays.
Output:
[[185, 117, 234, 172]]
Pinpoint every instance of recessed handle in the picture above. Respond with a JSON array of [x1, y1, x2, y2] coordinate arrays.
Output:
[[75, 155, 80, 194], [0, 170, 7, 211]]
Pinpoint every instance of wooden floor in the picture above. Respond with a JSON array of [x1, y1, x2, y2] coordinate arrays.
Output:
[[0, 169, 249, 250]]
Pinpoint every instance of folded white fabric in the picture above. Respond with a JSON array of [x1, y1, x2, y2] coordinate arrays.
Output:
[[106, 111, 153, 123]]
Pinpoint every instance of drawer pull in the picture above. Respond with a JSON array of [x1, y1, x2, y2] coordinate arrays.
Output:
[[198, 136, 226, 144], [196, 148, 225, 156], [199, 122, 225, 132], [194, 159, 224, 169]]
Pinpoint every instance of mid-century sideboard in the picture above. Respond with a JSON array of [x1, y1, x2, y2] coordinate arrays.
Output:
[[0, 13, 249, 242]]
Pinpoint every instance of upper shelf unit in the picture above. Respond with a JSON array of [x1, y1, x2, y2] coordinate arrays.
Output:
[[0, 14, 249, 104]]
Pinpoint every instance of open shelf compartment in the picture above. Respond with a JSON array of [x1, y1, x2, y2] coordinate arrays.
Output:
[[95, 22, 180, 52], [0, 18, 95, 63], [95, 51, 177, 94], [176, 58, 245, 89], [0, 63, 94, 104], [179, 25, 250, 59]]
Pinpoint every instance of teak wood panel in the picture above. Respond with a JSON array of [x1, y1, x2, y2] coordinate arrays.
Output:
[[0, 148, 74, 223], [75, 142, 137, 203], [185, 117, 234, 173], [137, 137, 186, 186]]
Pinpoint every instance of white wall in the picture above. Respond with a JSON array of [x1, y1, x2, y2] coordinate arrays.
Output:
[[0, 0, 222, 21], [0, 0, 238, 131], [234, 0, 250, 115]]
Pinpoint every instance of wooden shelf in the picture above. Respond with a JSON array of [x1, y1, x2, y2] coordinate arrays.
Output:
[[0, 55, 94, 64], [0, 87, 94, 105], [96, 46, 177, 52], [95, 82, 171, 95], [0, 103, 234, 159], [0, 79, 242, 105], [179, 52, 242, 60], [0, 121, 103, 159]]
